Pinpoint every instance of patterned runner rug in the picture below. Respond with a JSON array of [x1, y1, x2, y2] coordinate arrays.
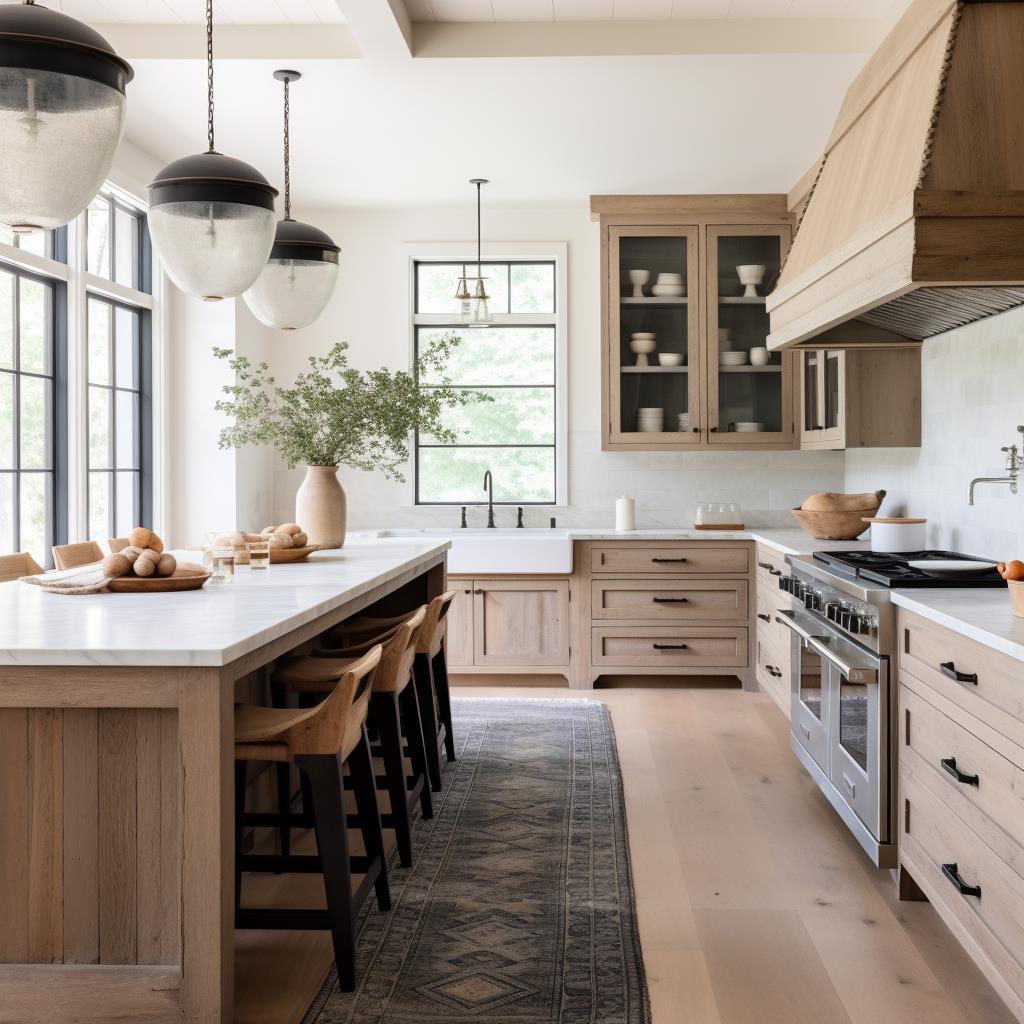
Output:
[[303, 698, 650, 1024]]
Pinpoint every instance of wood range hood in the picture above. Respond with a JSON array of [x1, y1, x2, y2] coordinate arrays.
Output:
[[767, 0, 1024, 351]]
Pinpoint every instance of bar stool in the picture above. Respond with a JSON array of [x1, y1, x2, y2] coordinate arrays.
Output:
[[234, 645, 388, 992], [329, 590, 458, 784], [52, 540, 104, 570], [0, 552, 45, 583], [275, 607, 433, 868]]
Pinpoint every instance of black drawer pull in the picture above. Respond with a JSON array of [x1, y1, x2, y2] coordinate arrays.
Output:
[[942, 862, 981, 898], [940, 662, 978, 686], [652, 596, 689, 603], [653, 643, 689, 651], [757, 613, 770, 623], [765, 664, 782, 678], [757, 561, 782, 577], [940, 757, 979, 787], [652, 557, 688, 563]]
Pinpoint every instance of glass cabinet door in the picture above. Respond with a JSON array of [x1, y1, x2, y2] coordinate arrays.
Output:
[[706, 225, 793, 445], [822, 350, 844, 443], [801, 350, 821, 440], [608, 226, 701, 445]]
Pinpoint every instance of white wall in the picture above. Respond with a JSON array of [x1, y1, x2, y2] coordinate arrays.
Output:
[[845, 306, 1024, 558], [267, 201, 844, 530]]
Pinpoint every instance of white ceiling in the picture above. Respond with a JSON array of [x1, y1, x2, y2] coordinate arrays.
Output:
[[125, 51, 863, 207], [405, 0, 898, 21], [36, 0, 344, 24]]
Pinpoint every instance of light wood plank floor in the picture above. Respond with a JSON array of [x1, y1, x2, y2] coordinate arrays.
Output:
[[235, 686, 1014, 1024]]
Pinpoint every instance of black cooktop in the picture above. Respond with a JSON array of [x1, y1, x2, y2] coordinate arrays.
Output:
[[813, 550, 1008, 589]]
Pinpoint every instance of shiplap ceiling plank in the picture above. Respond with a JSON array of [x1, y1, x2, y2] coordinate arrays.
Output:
[[612, 0, 674, 18], [668, 0, 732, 16], [47, 0, 344, 23]]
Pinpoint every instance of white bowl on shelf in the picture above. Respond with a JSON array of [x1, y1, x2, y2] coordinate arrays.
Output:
[[658, 352, 684, 367], [733, 422, 765, 432], [656, 272, 683, 283], [631, 332, 656, 340], [651, 283, 686, 297], [719, 351, 749, 366]]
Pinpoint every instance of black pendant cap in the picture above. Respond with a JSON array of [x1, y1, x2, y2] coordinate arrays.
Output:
[[149, 151, 279, 212], [270, 218, 340, 263], [0, 1, 133, 93]]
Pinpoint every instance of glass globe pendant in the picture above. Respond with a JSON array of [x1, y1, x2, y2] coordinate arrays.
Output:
[[0, 1, 134, 233], [243, 71, 339, 331], [147, 1, 277, 301], [455, 178, 492, 327]]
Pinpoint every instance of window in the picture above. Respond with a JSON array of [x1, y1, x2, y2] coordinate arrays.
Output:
[[0, 187, 156, 566], [0, 266, 58, 559], [413, 257, 563, 505]]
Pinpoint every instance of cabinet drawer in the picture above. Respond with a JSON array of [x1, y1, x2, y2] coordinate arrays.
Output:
[[592, 626, 747, 668], [755, 544, 787, 590], [591, 579, 748, 621], [899, 609, 1024, 749], [756, 584, 791, 652], [590, 544, 750, 575], [902, 761, 1024, 1005], [902, 678, 1024, 859], [757, 637, 790, 718]]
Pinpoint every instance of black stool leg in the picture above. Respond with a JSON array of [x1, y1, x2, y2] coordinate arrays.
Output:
[[295, 753, 357, 993], [234, 760, 247, 914], [270, 681, 292, 858], [372, 694, 414, 868], [433, 648, 456, 762], [413, 653, 443, 793], [347, 727, 391, 912], [399, 683, 434, 821]]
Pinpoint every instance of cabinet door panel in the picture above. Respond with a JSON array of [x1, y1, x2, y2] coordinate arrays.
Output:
[[445, 582, 475, 667], [473, 580, 570, 667], [607, 225, 702, 447], [706, 224, 795, 446]]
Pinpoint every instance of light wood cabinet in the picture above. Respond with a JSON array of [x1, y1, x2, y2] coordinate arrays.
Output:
[[799, 347, 921, 451], [446, 577, 570, 669], [592, 195, 797, 451]]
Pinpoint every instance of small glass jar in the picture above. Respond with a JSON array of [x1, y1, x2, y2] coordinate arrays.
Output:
[[247, 538, 270, 570], [205, 532, 236, 583]]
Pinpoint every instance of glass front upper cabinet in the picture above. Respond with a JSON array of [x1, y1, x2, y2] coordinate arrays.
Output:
[[800, 348, 845, 449], [608, 226, 701, 445], [706, 225, 793, 446]]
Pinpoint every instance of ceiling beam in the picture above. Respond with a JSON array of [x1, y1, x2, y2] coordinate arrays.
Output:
[[411, 18, 891, 58], [97, 23, 362, 61], [331, 0, 413, 59]]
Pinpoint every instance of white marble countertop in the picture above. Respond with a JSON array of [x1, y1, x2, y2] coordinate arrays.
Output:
[[891, 589, 1024, 664], [0, 538, 449, 668]]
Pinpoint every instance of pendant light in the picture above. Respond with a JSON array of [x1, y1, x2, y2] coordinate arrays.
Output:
[[147, 0, 277, 302], [243, 70, 339, 331], [0, 1, 134, 233], [455, 178, 491, 327]]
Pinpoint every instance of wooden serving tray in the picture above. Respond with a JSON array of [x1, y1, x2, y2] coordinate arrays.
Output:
[[269, 545, 319, 564], [692, 523, 745, 531], [107, 565, 211, 593]]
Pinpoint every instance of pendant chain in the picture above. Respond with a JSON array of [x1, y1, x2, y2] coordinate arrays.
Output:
[[283, 77, 291, 220], [206, 0, 215, 153]]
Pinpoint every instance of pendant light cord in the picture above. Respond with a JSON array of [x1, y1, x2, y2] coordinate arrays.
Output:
[[283, 76, 291, 220], [206, 0, 215, 153]]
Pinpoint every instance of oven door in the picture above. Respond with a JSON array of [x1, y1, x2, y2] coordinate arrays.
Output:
[[826, 646, 889, 842], [788, 625, 829, 774]]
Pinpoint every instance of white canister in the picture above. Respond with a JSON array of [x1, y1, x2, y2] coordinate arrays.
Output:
[[615, 495, 636, 532], [864, 517, 927, 552]]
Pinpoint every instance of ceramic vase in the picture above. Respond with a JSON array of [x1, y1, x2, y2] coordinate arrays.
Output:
[[295, 464, 347, 549]]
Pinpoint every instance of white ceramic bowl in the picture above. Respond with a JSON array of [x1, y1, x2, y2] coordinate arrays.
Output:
[[733, 422, 765, 432], [736, 264, 766, 284], [631, 332, 656, 340], [651, 284, 686, 297], [658, 352, 684, 366], [749, 346, 771, 366], [719, 351, 749, 366], [656, 272, 683, 283]]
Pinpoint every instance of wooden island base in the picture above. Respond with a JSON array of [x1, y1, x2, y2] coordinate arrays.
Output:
[[0, 544, 445, 1024]]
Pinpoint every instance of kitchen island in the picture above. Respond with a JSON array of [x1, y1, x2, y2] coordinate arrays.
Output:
[[0, 538, 449, 1024]]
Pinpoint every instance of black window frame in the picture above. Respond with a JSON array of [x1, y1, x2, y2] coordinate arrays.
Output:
[[412, 258, 559, 507]]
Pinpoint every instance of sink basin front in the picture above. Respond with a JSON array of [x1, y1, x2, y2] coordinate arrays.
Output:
[[376, 529, 573, 574]]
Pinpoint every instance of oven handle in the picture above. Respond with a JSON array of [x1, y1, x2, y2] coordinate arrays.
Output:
[[775, 609, 880, 685]]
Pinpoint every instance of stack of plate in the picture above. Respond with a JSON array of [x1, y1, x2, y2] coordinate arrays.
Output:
[[637, 407, 664, 432], [720, 351, 749, 366]]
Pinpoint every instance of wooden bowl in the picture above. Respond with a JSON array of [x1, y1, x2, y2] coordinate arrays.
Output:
[[107, 564, 211, 593], [791, 507, 880, 541], [269, 545, 319, 564], [1008, 580, 1024, 618]]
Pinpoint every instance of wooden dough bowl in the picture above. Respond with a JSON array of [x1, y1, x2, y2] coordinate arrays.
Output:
[[269, 545, 319, 564], [791, 507, 878, 541], [107, 565, 211, 593]]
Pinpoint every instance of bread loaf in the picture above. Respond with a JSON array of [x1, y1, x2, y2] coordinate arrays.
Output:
[[278, 523, 302, 536], [102, 553, 132, 578], [133, 549, 160, 577], [128, 526, 153, 549], [292, 531, 308, 548]]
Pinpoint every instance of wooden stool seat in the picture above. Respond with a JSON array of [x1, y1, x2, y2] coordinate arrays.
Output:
[[0, 552, 45, 583], [234, 646, 388, 993], [52, 540, 104, 571], [274, 607, 433, 868]]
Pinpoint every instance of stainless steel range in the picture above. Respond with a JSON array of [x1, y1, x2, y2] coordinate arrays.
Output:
[[775, 550, 1006, 869]]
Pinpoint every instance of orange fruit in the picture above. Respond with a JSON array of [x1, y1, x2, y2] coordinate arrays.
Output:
[[1004, 560, 1024, 581]]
